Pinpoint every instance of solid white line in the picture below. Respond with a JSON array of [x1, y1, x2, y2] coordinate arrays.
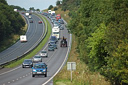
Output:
[[0, 15, 48, 76], [0, 66, 21, 76], [42, 33, 72, 85]]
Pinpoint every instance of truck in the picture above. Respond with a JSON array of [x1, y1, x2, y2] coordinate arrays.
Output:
[[51, 11, 55, 16], [56, 14, 61, 21], [48, 10, 51, 14], [25, 13, 29, 16], [20, 35, 27, 42], [52, 27, 60, 39]]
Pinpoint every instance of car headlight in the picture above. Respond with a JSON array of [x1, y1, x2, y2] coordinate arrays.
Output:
[[43, 69, 46, 71], [33, 69, 36, 72]]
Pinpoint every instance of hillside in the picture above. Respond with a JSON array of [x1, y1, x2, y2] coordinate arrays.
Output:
[[54, 0, 128, 85], [0, 0, 25, 52]]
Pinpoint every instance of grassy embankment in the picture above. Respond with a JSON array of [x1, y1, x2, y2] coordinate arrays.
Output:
[[53, 8, 111, 85], [5, 14, 51, 68]]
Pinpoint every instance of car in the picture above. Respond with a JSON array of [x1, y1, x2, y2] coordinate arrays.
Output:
[[33, 55, 42, 63], [60, 36, 67, 47], [30, 20, 33, 23], [48, 45, 55, 51], [58, 19, 64, 24], [22, 59, 33, 68], [38, 21, 42, 24], [39, 50, 48, 57], [32, 63, 47, 77], [50, 36, 58, 43], [49, 41, 57, 49]]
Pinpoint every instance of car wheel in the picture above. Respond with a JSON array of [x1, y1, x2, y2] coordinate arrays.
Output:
[[45, 74, 47, 77], [32, 74, 35, 77], [22, 65, 24, 68]]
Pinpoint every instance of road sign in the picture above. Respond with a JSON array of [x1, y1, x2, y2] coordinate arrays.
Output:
[[67, 62, 76, 71], [67, 62, 76, 82]]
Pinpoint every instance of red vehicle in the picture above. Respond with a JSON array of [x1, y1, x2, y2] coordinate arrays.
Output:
[[38, 21, 42, 24], [56, 14, 61, 21]]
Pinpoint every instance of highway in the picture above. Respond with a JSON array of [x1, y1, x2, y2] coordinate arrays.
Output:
[[0, 14, 71, 85], [0, 14, 45, 65]]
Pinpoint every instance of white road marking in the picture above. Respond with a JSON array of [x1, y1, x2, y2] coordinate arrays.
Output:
[[42, 34, 72, 85]]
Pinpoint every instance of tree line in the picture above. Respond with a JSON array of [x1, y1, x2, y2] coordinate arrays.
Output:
[[0, 0, 25, 44], [61, 0, 128, 84]]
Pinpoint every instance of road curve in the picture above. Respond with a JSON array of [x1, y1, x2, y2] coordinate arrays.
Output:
[[0, 15, 71, 85], [0, 14, 45, 65]]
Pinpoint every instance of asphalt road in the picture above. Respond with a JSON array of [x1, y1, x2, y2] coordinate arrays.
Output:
[[0, 15, 71, 85], [0, 14, 45, 65]]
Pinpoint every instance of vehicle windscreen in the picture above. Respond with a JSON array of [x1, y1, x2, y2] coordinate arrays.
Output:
[[41, 51, 46, 53], [34, 65, 46, 69], [24, 60, 32, 63], [53, 32, 59, 34], [34, 56, 41, 58]]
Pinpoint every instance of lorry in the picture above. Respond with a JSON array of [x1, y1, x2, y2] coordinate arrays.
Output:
[[56, 14, 61, 21], [52, 27, 60, 39], [48, 10, 51, 14], [51, 11, 55, 16], [20, 35, 27, 42], [25, 13, 29, 16]]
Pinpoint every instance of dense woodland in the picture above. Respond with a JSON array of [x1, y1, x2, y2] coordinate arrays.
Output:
[[60, 0, 128, 85], [0, 0, 25, 45]]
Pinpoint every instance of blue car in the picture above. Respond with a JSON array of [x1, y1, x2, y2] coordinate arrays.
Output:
[[50, 36, 58, 43], [32, 63, 47, 77]]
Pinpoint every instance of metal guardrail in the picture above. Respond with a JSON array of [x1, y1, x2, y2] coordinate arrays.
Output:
[[0, 13, 48, 68]]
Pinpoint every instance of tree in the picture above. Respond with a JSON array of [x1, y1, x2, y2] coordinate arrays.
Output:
[[48, 5, 53, 10], [56, 1, 60, 6]]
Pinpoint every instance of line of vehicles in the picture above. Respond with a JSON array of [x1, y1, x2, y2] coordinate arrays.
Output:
[[21, 10, 68, 78]]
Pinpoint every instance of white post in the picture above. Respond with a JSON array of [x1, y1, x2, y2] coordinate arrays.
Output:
[[71, 70, 72, 82]]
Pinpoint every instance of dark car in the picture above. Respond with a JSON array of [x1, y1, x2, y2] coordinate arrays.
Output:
[[50, 36, 58, 43], [49, 41, 57, 49], [30, 20, 33, 23], [32, 62, 47, 77], [22, 59, 33, 68], [58, 19, 64, 24]]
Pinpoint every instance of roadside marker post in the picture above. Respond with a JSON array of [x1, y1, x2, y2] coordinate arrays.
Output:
[[67, 62, 76, 82]]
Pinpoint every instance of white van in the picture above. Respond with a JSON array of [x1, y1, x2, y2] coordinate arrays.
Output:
[[20, 35, 27, 42], [52, 27, 60, 39]]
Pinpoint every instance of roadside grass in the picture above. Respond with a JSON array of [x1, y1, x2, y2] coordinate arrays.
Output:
[[5, 14, 51, 68], [53, 8, 111, 85]]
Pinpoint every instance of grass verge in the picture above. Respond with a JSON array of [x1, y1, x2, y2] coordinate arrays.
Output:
[[5, 14, 51, 68]]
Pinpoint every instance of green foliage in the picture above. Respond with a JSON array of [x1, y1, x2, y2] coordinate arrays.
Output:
[[48, 5, 53, 10], [54, 7, 58, 11], [29, 7, 35, 11], [67, 0, 128, 84], [0, 0, 25, 45], [56, 1, 61, 6], [10, 5, 26, 11]]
